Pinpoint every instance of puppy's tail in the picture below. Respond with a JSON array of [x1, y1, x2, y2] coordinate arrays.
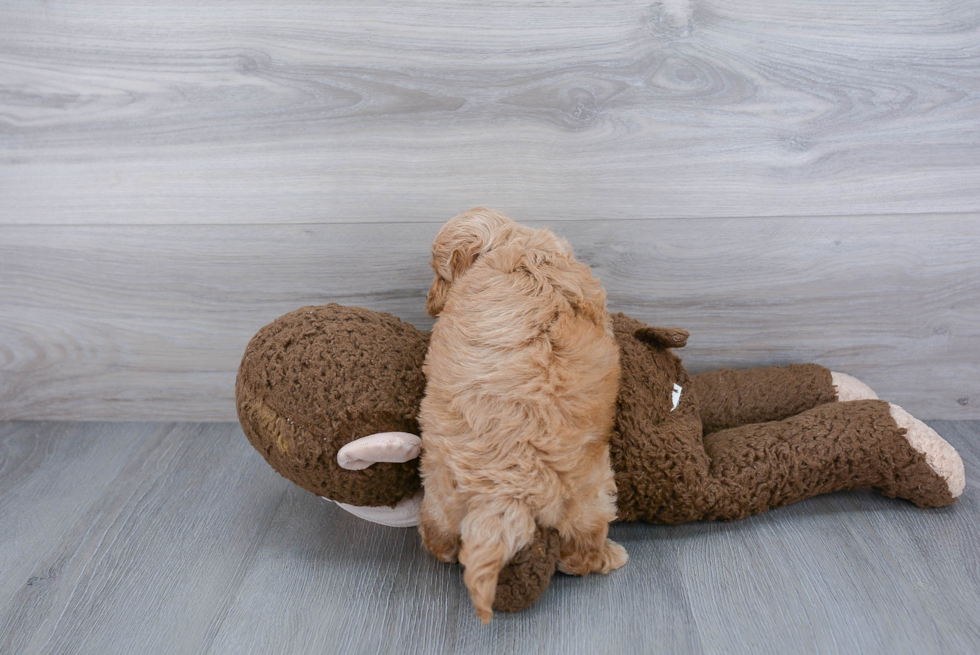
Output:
[[458, 498, 536, 624]]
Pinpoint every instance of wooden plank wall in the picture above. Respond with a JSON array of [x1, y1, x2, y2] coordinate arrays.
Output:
[[1, 1, 978, 420]]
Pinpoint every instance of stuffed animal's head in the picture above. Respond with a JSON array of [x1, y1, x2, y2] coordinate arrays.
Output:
[[236, 304, 430, 526]]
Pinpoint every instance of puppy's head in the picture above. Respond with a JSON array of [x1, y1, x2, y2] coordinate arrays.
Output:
[[426, 207, 517, 316]]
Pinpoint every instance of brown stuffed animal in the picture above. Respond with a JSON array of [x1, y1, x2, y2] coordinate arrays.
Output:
[[236, 304, 965, 614]]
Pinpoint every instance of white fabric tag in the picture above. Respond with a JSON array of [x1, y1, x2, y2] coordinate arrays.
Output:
[[671, 383, 682, 411]]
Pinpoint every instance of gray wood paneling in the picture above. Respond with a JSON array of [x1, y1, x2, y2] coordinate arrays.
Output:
[[0, 420, 977, 654], [1, 0, 978, 421], [2, 215, 978, 421], [1, 1, 978, 225]]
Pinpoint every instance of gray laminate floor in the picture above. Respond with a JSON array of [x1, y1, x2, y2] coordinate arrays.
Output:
[[1, 421, 977, 655]]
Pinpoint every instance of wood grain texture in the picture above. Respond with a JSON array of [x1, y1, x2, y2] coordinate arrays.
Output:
[[0, 422, 290, 655], [0, 422, 150, 618], [0, 420, 977, 654], [1, 1, 978, 225], [1, 215, 978, 421]]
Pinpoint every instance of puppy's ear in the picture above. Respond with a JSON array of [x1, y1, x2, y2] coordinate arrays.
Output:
[[443, 207, 513, 279], [559, 283, 608, 329], [426, 274, 450, 317], [448, 247, 474, 280], [550, 255, 609, 330], [426, 244, 482, 317], [447, 224, 497, 280], [427, 207, 514, 317]]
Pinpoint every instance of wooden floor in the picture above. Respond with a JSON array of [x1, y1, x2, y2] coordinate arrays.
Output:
[[1, 421, 976, 655]]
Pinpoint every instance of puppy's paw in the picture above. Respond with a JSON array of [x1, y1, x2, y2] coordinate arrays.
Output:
[[475, 606, 493, 625], [432, 546, 459, 564], [597, 539, 629, 574], [558, 539, 628, 576], [418, 523, 461, 563]]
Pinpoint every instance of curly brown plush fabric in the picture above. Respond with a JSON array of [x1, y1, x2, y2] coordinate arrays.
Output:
[[690, 364, 838, 435], [236, 304, 959, 613], [237, 304, 427, 507], [699, 399, 954, 516], [610, 313, 953, 523], [490, 527, 561, 613]]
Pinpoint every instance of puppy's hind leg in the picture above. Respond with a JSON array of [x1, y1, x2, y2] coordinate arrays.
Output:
[[458, 498, 536, 624], [419, 500, 462, 564], [418, 469, 464, 563], [556, 465, 628, 576]]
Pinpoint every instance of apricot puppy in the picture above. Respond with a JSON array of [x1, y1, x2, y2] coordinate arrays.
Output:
[[418, 207, 627, 624]]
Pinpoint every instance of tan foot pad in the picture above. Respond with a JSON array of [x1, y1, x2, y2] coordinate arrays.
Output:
[[889, 404, 966, 498], [831, 371, 879, 402]]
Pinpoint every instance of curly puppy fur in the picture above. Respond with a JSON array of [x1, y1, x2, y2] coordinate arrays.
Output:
[[419, 208, 627, 624]]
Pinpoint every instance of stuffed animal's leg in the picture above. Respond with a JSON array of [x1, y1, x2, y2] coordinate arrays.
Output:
[[699, 399, 964, 520], [690, 364, 878, 434]]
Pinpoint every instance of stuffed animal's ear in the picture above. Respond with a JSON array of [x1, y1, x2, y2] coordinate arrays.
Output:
[[633, 326, 689, 349], [336, 432, 422, 470]]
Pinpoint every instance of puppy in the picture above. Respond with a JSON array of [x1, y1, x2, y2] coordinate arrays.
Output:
[[418, 207, 626, 623]]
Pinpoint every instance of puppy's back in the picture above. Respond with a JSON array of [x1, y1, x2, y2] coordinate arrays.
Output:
[[420, 214, 621, 623], [424, 230, 618, 449]]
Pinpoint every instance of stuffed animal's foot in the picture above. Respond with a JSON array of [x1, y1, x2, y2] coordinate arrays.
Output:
[[831, 371, 879, 401], [558, 539, 628, 576], [888, 403, 966, 501], [827, 381, 965, 503]]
